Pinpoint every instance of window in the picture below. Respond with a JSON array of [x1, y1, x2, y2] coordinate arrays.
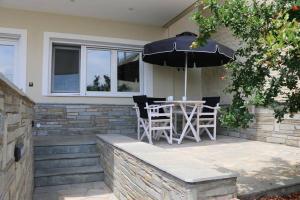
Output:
[[48, 39, 143, 96], [86, 49, 111, 92], [52, 45, 80, 93], [0, 41, 16, 83], [0, 28, 26, 91], [117, 51, 140, 92]]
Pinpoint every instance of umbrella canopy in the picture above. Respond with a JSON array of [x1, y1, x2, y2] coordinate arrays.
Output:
[[142, 32, 235, 98]]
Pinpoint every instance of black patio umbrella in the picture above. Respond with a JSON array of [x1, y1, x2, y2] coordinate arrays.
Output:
[[143, 32, 235, 98]]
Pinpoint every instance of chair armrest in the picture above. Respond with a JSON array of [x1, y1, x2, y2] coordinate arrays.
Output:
[[145, 104, 174, 110], [202, 105, 220, 110]]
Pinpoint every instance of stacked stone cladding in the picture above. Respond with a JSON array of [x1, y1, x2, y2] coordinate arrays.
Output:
[[0, 77, 34, 200], [97, 137, 237, 200], [219, 107, 300, 147], [33, 104, 137, 137]]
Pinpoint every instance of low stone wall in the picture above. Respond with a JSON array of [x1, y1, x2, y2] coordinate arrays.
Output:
[[97, 134, 237, 200], [0, 76, 35, 200], [219, 107, 300, 147], [33, 104, 137, 137]]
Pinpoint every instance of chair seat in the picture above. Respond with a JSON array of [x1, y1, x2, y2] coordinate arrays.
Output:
[[140, 116, 170, 120], [200, 115, 214, 119], [152, 116, 170, 120]]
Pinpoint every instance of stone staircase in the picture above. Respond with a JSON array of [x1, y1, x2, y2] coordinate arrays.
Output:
[[33, 135, 104, 187]]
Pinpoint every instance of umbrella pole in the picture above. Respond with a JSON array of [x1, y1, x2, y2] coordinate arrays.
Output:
[[184, 53, 188, 99]]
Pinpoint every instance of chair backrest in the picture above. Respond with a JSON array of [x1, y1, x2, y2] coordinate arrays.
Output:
[[202, 96, 220, 112], [147, 97, 166, 105], [147, 97, 166, 114], [133, 95, 148, 119]]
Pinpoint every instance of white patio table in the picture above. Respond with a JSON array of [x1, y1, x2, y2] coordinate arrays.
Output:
[[155, 100, 205, 144]]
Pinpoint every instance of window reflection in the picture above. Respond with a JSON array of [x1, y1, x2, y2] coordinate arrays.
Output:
[[0, 44, 15, 82], [86, 49, 111, 92], [52, 45, 80, 93], [117, 51, 140, 92]]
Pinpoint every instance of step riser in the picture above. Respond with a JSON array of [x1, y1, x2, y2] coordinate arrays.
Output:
[[34, 145, 98, 155], [34, 173, 104, 187], [35, 157, 100, 169]]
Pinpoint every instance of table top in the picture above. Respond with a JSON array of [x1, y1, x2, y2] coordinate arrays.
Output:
[[155, 100, 205, 104]]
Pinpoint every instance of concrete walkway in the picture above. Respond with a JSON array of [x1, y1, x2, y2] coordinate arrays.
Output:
[[33, 182, 117, 200], [156, 135, 300, 198]]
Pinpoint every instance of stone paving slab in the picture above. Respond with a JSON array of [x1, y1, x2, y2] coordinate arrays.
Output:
[[33, 182, 117, 200], [97, 134, 300, 199], [97, 134, 238, 184], [154, 135, 300, 198]]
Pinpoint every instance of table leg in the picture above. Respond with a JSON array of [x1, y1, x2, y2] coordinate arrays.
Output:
[[178, 104, 200, 144]]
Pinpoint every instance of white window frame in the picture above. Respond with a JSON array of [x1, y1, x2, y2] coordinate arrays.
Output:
[[0, 27, 27, 92], [43, 32, 151, 97], [51, 44, 81, 94]]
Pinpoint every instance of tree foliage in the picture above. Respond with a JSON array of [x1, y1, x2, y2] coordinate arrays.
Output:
[[193, 0, 300, 128]]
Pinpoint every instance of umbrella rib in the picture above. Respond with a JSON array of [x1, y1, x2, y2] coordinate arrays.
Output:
[[143, 44, 234, 59]]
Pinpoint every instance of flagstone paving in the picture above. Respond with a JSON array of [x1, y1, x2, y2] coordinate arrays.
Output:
[[155, 135, 300, 199]]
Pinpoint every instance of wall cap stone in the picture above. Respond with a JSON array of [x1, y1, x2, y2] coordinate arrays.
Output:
[[0, 73, 35, 104], [97, 134, 237, 184]]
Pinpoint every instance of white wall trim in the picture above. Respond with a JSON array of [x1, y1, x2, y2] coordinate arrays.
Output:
[[0, 27, 27, 92], [42, 31, 153, 97]]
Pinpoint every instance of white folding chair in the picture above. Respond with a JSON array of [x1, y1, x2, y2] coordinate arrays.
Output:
[[196, 97, 220, 141], [133, 96, 174, 144], [133, 104, 143, 140], [145, 103, 174, 144], [133, 95, 147, 140]]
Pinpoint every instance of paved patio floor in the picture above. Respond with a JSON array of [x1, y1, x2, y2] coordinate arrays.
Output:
[[155, 135, 300, 198], [33, 182, 117, 200], [33, 135, 300, 199]]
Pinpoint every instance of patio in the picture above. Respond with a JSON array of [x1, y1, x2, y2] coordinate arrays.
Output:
[[0, 0, 299, 200], [97, 134, 300, 199], [156, 135, 300, 199]]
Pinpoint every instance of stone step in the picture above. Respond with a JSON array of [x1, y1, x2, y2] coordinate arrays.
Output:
[[34, 166, 104, 187], [34, 144, 98, 155], [33, 182, 118, 200], [35, 152, 100, 160], [34, 154, 100, 169], [34, 135, 97, 146]]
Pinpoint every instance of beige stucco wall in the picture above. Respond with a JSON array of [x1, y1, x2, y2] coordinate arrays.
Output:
[[205, 27, 240, 104], [153, 8, 203, 100], [154, 7, 239, 104], [0, 6, 238, 105], [0, 7, 165, 104]]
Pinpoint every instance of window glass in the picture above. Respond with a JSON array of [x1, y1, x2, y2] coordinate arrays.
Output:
[[86, 49, 111, 92], [0, 43, 15, 82], [52, 45, 80, 93], [117, 51, 140, 92]]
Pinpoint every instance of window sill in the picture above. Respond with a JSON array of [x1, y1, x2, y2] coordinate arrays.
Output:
[[45, 92, 142, 98]]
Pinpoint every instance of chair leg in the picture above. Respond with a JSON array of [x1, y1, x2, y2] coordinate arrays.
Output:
[[212, 127, 216, 141], [169, 121, 173, 144], [148, 124, 153, 144], [137, 120, 140, 140], [174, 113, 177, 134], [213, 117, 217, 140], [140, 120, 149, 141], [197, 111, 200, 141]]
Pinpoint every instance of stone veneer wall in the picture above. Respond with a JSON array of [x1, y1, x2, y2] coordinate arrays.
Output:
[[97, 137, 237, 200], [219, 107, 300, 147], [33, 104, 137, 137], [0, 76, 35, 200]]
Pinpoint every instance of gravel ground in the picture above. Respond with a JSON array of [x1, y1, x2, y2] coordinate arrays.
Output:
[[258, 192, 300, 200]]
